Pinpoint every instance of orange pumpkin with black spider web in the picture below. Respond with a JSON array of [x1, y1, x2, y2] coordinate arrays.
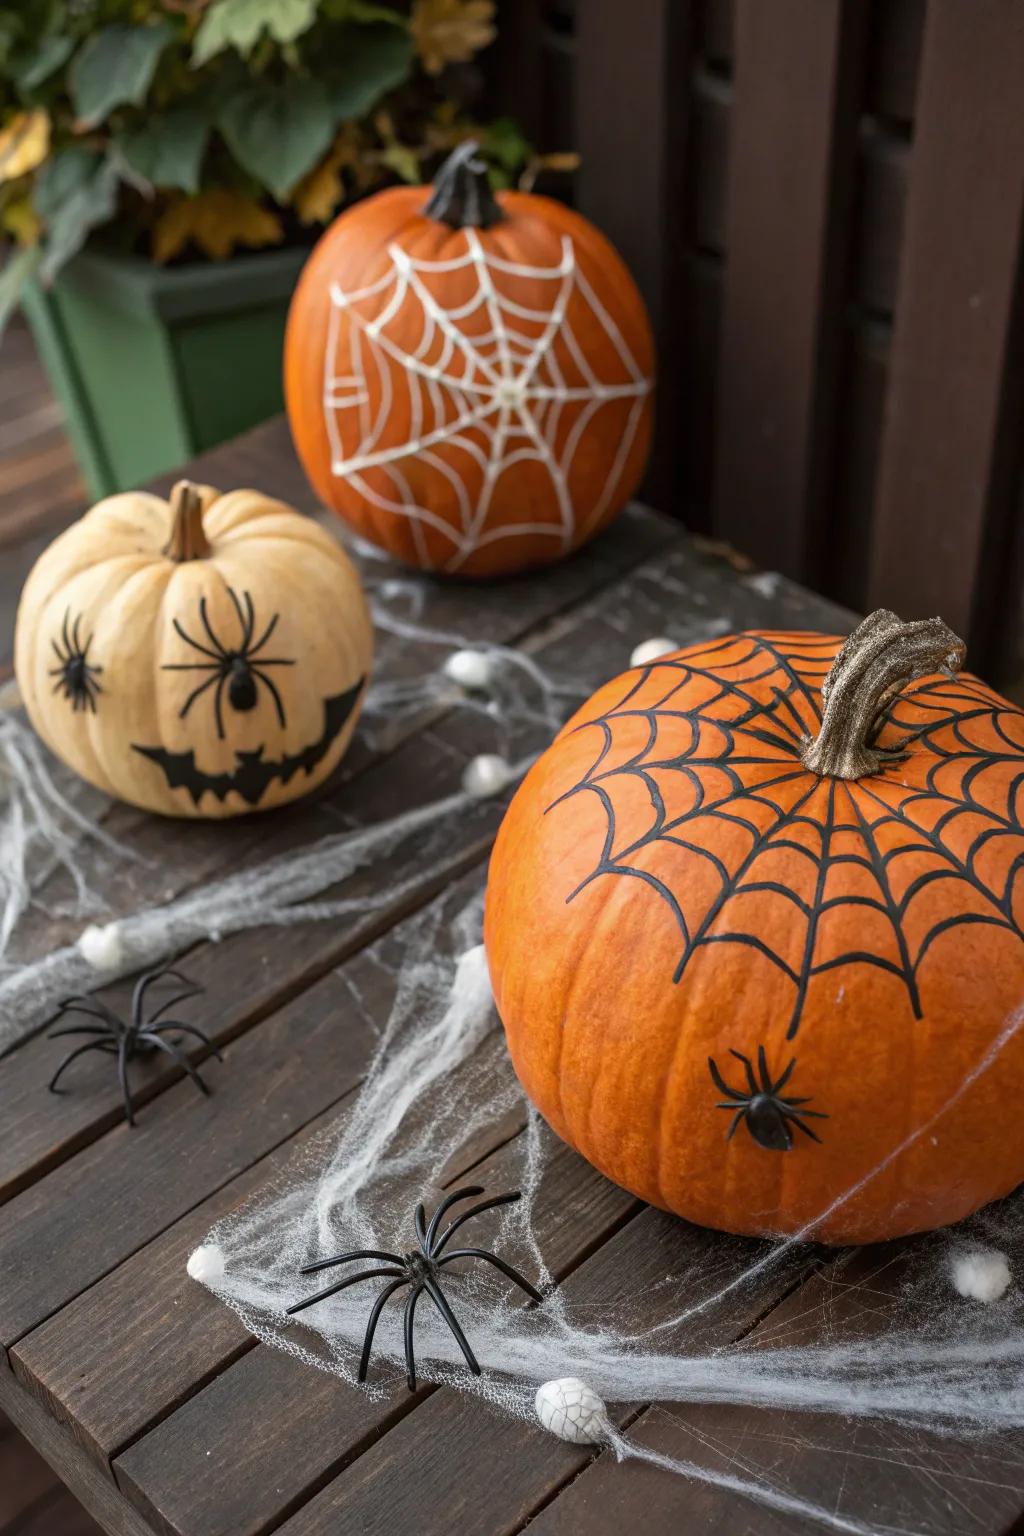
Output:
[[484, 610, 1024, 1243]]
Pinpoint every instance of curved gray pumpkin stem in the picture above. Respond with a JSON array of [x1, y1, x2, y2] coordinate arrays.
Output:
[[800, 608, 966, 780], [424, 140, 503, 230]]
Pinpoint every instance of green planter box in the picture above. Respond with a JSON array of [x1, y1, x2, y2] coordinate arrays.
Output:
[[23, 244, 309, 499]]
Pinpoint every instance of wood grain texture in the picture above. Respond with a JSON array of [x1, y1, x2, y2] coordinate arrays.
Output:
[[713, 0, 868, 581], [866, 0, 1024, 650]]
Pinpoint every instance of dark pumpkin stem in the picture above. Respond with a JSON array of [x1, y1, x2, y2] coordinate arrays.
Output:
[[424, 140, 503, 230], [800, 608, 966, 780], [163, 480, 210, 563]]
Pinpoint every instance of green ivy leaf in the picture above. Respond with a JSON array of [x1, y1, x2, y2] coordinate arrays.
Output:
[[479, 117, 531, 175], [34, 148, 119, 282], [380, 142, 420, 185], [330, 24, 413, 120], [14, 34, 75, 93], [0, 243, 41, 338], [192, 0, 319, 67], [68, 24, 173, 129], [118, 108, 209, 195], [218, 79, 334, 201]]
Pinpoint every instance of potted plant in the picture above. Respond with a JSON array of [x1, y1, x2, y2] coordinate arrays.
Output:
[[0, 0, 528, 497]]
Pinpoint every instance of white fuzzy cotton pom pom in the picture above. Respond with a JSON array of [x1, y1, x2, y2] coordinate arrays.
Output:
[[950, 1248, 1011, 1302], [187, 1244, 226, 1285], [444, 649, 494, 690], [535, 1378, 610, 1445], [77, 921, 124, 971], [462, 754, 513, 798], [630, 637, 677, 667]]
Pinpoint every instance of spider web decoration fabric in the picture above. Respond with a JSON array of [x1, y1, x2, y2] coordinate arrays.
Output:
[[551, 630, 1024, 1039], [322, 230, 652, 571]]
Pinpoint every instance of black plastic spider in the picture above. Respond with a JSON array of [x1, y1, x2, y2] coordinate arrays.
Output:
[[163, 586, 295, 739], [49, 608, 103, 712], [286, 1186, 543, 1391], [48, 968, 221, 1127], [708, 1047, 828, 1151]]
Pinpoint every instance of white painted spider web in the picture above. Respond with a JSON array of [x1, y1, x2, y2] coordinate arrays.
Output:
[[322, 231, 653, 571]]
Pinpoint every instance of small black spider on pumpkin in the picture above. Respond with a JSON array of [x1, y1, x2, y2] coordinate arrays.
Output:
[[163, 586, 295, 739], [708, 1046, 828, 1151], [286, 1186, 542, 1391], [49, 608, 103, 713], [48, 968, 221, 1126]]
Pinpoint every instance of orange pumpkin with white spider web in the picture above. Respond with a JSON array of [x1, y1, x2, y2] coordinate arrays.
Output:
[[285, 141, 654, 578], [484, 610, 1024, 1244]]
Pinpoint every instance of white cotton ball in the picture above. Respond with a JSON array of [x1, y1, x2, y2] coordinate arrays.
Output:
[[187, 1244, 226, 1285], [950, 1248, 1011, 1302], [451, 944, 493, 1014], [535, 1378, 610, 1445], [77, 921, 124, 971], [462, 754, 513, 798], [630, 637, 677, 668], [444, 649, 494, 690]]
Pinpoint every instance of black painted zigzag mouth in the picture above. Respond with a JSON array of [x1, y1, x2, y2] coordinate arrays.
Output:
[[131, 677, 366, 807]]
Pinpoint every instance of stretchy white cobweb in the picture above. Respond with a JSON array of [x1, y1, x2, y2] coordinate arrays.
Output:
[[323, 231, 652, 570], [3, 580, 1024, 1535]]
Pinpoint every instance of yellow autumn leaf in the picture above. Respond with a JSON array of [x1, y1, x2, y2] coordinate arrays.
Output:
[[0, 111, 51, 183], [153, 189, 284, 263], [291, 129, 360, 226], [410, 0, 496, 75], [2, 193, 41, 246]]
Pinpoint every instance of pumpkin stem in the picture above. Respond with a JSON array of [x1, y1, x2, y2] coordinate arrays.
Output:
[[799, 609, 966, 780], [424, 140, 503, 230], [163, 480, 211, 563]]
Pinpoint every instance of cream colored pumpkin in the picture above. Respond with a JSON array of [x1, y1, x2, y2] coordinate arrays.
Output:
[[14, 481, 373, 818]]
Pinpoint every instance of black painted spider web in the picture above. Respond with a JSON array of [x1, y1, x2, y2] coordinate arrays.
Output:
[[549, 632, 1024, 1040]]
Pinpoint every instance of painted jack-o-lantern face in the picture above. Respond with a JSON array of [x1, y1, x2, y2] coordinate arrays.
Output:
[[15, 482, 373, 818]]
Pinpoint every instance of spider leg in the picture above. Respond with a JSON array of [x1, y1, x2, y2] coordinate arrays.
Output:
[[72, 612, 83, 652], [61, 608, 71, 654], [55, 996, 122, 1029], [757, 1045, 773, 1094], [162, 661, 221, 672], [176, 671, 220, 722], [225, 586, 250, 649], [784, 1106, 828, 1127], [708, 1056, 744, 1098], [132, 968, 197, 1025], [423, 1186, 485, 1254], [414, 1203, 429, 1253], [286, 1266, 406, 1316], [729, 1049, 758, 1097], [436, 1248, 543, 1304], [252, 668, 287, 729], [51, 635, 66, 663], [714, 1099, 746, 1111], [299, 1249, 404, 1276], [723, 1107, 746, 1141], [172, 615, 221, 661], [422, 1276, 480, 1376], [772, 1056, 797, 1095], [248, 610, 280, 656], [48, 1040, 108, 1092], [199, 596, 227, 658], [117, 1038, 135, 1126], [245, 656, 295, 669], [146, 985, 205, 1024], [214, 673, 228, 740], [136, 1031, 213, 1096], [431, 1191, 522, 1258], [403, 1283, 423, 1391], [355, 1277, 408, 1383], [48, 1024, 114, 1040], [148, 1022, 223, 1062]]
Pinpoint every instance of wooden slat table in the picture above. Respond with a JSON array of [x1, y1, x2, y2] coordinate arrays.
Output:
[[2, 416, 1022, 1536]]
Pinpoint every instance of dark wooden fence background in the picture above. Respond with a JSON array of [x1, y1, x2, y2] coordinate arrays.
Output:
[[491, 0, 1024, 687]]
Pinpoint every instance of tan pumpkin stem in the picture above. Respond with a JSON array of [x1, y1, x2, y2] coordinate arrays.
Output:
[[163, 481, 211, 562], [800, 608, 966, 780]]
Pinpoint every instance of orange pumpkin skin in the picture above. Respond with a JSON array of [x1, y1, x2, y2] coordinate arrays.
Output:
[[285, 168, 654, 578], [484, 628, 1024, 1245]]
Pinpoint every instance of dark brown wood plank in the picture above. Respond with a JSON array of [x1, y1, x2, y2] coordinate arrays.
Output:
[[574, 0, 694, 504], [524, 1238, 1024, 1535], [866, 0, 1024, 650], [713, 0, 868, 581], [262, 1208, 814, 1536], [0, 1369, 157, 1536]]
